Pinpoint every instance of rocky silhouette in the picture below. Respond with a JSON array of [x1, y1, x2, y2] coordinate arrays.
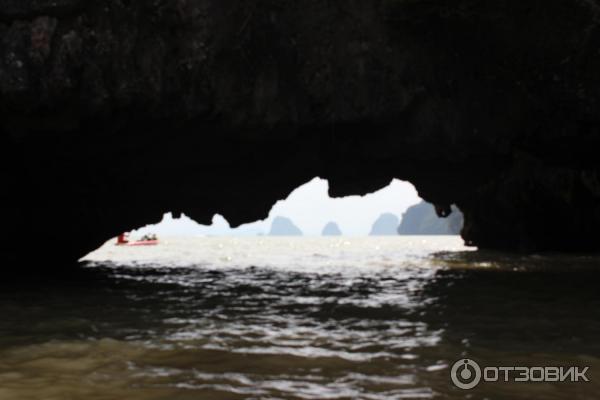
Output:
[[268, 217, 303, 236], [398, 202, 463, 235], [369, 214, 400, 236], [322, 222, 342, 236]]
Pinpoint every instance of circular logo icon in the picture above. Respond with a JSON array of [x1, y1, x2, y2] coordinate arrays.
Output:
[[450, 359, 482, 390]]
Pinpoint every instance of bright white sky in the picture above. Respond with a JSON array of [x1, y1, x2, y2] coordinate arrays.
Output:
[[135, 177, 421, 236]]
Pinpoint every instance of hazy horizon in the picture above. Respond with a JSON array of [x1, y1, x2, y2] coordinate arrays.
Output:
[[133, 178, 421, 237]]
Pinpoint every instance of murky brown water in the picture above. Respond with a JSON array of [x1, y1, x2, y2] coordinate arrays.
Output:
[[1, 237, 599, 399]]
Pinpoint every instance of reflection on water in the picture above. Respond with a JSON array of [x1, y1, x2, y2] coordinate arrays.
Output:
[[0, 237, 599, 399]]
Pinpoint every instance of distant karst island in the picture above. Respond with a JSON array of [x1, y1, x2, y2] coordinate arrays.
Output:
[[398, 202, 463, 235], [369, 213, 400, 236], [268, 217, 303, 236], [322, 222, 342, 236]]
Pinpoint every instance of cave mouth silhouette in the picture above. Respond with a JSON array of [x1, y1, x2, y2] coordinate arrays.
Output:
[[4, 116, 598, 275], [3, 0, 600, 272], [80, 177, 467, 265]]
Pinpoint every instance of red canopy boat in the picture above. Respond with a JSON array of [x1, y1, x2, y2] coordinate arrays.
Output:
[[116, 233, 158, 246], [119, 240, 159, 246]]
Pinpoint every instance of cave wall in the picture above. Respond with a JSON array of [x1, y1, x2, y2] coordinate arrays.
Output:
[[1, 0, 600, 267]]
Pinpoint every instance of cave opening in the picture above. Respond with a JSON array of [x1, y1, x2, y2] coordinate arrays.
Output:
[[82, 177, 467, 266]]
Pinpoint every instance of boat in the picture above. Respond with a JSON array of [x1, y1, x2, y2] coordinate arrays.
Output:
[[119, 240, 159, 246], [116, 233, 159, 246]]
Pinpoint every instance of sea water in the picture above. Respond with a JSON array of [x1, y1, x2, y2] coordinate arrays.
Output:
[[0, 236, 598, 399]]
